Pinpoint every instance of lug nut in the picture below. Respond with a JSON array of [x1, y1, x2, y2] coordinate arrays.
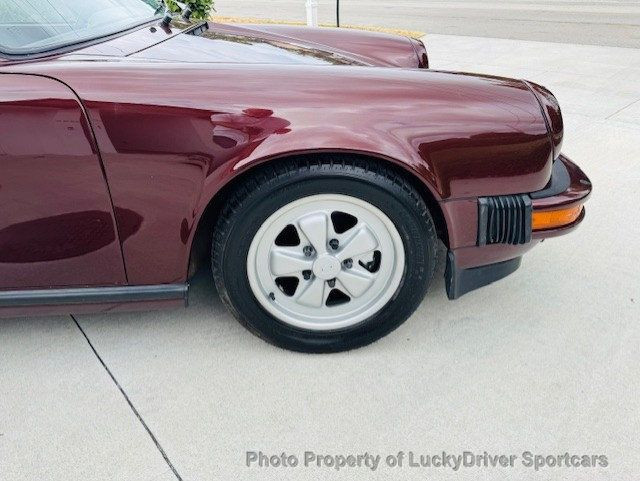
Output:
[[302, 270, 312, 280], [329, 239, 339, 250], [303, 245, 314, 257], [342, 259, 353, 269], [327, 278, 336, 288]]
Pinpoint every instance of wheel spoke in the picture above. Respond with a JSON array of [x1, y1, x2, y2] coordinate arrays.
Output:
[[337, 270, 374, 298], [270, 248, 313, 276], [297, 278, 326, 307], [297, 212, 329, 255], [336, 226, 378, 262]]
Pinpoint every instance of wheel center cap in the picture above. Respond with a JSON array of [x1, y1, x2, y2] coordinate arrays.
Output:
[[312, 254, 341, 281]]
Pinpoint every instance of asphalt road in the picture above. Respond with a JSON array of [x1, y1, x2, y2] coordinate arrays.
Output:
[[214, 0, 640, 48], [2, 31, 640, 481]]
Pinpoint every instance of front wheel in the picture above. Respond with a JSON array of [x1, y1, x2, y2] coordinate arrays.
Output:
[[212, 159, 437, 352]]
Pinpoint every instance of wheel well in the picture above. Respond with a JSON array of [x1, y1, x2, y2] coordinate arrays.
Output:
[[187, 152, 450, 278]]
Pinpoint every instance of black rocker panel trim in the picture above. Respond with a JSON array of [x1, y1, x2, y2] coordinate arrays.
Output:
[[0, 284, 188, 307]]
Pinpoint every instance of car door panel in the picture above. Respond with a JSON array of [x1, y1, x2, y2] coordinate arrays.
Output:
[[0, 73, 126, 289]]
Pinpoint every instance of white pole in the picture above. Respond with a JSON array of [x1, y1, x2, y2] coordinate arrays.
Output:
[[306, 0, 319, 27]]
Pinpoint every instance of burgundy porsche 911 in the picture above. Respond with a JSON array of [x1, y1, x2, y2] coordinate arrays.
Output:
[[0, 0, 591, 352]]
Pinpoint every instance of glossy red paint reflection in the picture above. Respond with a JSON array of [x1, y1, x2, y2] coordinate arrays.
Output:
[[0, 74, 126, 288], [7, 59, 549, 284], [206, 23, 423, 67]]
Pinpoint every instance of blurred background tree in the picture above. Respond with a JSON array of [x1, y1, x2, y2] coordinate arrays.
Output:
[[166, 0, 215, 20], [143, 0, 214, 20]]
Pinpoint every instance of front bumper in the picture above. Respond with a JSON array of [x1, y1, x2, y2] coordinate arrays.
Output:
[[445, 154, 591, 299], [530, 154, 591, 238]]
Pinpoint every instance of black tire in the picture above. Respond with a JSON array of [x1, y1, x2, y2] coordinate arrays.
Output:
[[212, 157, 437, 353]]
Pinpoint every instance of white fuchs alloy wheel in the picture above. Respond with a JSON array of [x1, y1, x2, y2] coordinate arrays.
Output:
[[246, 194, 406, 331]]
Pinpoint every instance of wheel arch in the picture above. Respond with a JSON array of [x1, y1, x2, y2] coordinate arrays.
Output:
[[187, 151, 450, 278]]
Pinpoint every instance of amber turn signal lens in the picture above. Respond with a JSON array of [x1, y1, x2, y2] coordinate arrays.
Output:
[[532, 205, 584, 231]]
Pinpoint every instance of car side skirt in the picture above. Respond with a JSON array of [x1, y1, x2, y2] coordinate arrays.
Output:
[[0, 284, 188, 308]]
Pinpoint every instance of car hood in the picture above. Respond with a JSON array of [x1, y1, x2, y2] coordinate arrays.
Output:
[[131, 24, 364, 66], [72, 21, 419, 68]]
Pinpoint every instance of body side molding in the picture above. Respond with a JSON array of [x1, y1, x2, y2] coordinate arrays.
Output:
[[0, 284, 188, 307]]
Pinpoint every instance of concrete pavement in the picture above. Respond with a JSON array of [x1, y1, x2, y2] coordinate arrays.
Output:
[[213, 0, 640, 48], [0, 317, 176, 481], [2, 34, 640, 481]]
